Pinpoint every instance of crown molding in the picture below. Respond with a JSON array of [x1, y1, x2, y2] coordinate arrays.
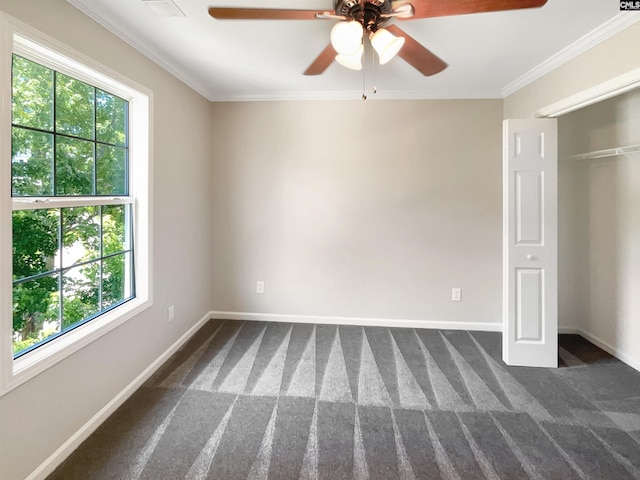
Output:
[[502, 13, 640, 98], [66, 0, 214, 101], [212, 89, 503, 102]]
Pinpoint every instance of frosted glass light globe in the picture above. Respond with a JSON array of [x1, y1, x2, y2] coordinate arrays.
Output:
[[370, 28, 405, 64], [335, 44, 364, 70], [331, 21, 364, 56]]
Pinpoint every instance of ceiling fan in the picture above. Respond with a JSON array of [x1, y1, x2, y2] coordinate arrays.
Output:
[[208, 0, 548, 76]]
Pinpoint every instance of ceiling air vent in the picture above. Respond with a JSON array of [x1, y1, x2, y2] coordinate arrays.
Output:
[[142, 0, 186, 17]]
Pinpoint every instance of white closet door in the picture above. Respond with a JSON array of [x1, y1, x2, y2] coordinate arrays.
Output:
[[503, 119, 558, 367]]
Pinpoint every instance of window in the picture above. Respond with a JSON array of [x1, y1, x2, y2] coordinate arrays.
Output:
[[1, 19, 151, 394], [12, 55, 135, 358]]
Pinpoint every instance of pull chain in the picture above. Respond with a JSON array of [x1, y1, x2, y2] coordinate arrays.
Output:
[[372, 45, 377, 94], [362, 38, 367, 100]]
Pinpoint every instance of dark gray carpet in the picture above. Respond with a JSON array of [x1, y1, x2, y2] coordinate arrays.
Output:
[[48, 320, 640, 480]]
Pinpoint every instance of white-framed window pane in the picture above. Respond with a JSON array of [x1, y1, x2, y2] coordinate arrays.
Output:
[[12, 208, 60, 282], [55, 136, 95, 195], [55, 72, 95, 140], [12, 55, 54, 131], [62, 205, 101, 266], [96, 89, 127, 146], [12, 273, 60, 357], [96, 144, 127, 195], [102, 252, 133, 309], [102, 204, 127, 256], [62, 262, 100, 328], [11, 127, 54, 196]]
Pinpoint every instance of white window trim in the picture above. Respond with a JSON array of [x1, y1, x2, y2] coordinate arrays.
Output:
[[0, 13, 153, 396]]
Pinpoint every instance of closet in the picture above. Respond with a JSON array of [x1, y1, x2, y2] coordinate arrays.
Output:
[[557, 88, 640, 370]]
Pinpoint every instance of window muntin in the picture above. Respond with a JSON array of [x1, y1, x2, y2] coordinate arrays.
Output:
[[11, 54, 135, 358]]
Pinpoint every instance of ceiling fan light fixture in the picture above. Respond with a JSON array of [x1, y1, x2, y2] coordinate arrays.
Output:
[[335, 44, 363, 70], [330, 21, 364, 56], [370, 28, 405, 65]]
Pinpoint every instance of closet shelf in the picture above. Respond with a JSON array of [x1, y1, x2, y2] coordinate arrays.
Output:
[[563, 143, 640, 161]]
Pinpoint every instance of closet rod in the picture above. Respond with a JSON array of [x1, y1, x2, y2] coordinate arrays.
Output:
[[562, 143, 640, 161]]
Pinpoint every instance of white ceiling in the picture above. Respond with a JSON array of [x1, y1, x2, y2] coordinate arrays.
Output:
[[67, 0, 636, 101]]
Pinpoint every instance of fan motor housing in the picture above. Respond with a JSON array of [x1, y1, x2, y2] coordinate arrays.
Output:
[[334, 0, 393, 29]]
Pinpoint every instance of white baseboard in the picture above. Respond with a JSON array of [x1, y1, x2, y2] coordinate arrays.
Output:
[[209, 310, 503, 332], [558, 326, 640, 372], [558, 326, 582, 334], [26, 311, 213, 480], [570, 327, 640, 373]]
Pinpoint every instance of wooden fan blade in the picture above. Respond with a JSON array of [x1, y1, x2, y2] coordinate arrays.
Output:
[[386, 24, 447, 76], [303, 43, 337, 75], [208, 7, 325, 20], [393, 0, 547, 20]]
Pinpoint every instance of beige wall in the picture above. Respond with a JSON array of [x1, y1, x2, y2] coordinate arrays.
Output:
[[557, 156, 589, 330], [558, 88, 640, 368], [504, 22, 640, 119], [0, 2, 213, 480], [210, 100, 504, 326]]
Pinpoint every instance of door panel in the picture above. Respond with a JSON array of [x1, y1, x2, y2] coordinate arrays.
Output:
[[515, 171, 544, 245], [516, 268, 543, 341]]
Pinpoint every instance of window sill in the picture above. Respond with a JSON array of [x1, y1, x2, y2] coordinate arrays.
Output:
[[2, 296, 151, 397]]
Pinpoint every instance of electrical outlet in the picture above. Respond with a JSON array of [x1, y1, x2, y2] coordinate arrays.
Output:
[[256, 281, 265, 294], [168, 305, 175, 322], [452, 288, 462, 302]]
